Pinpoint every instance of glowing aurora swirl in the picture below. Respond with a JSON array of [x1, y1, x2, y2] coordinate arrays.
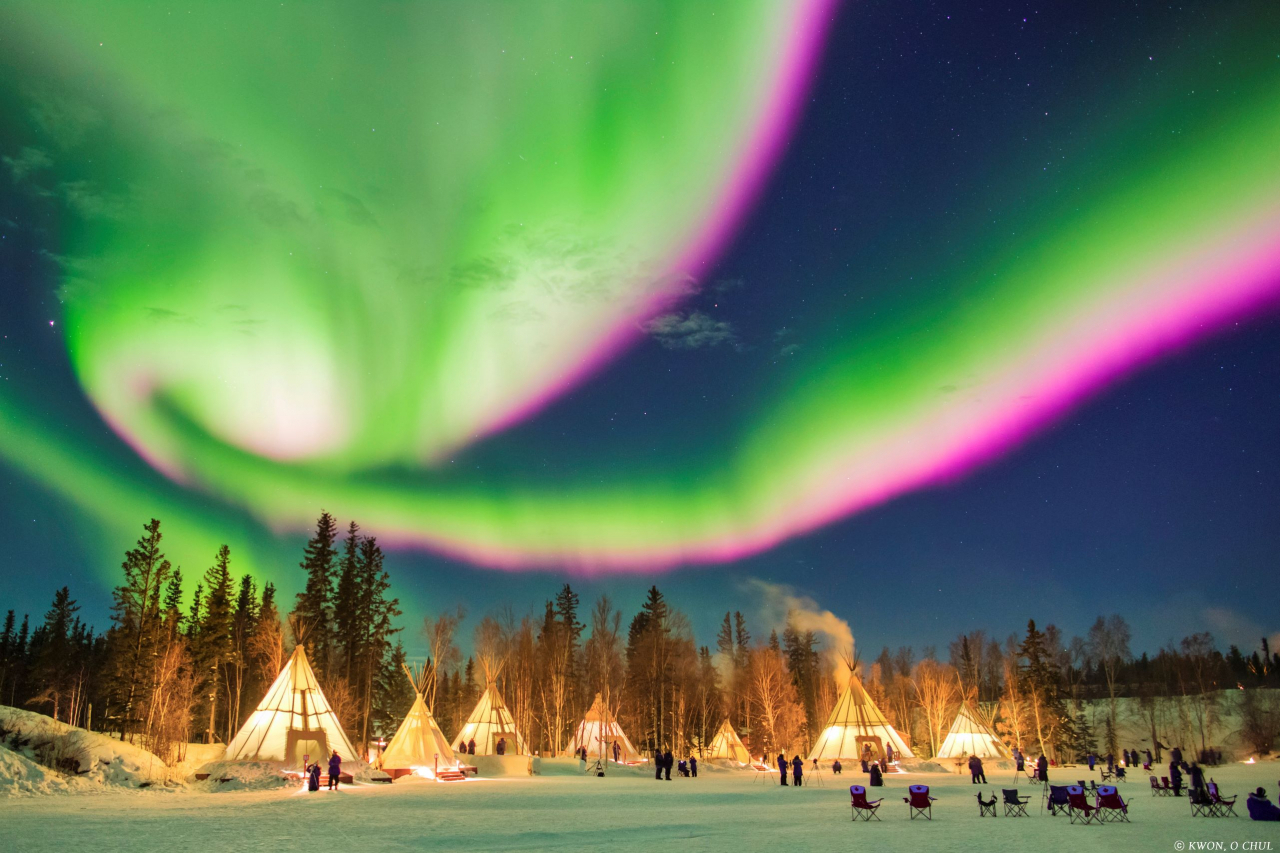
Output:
[[2, 2, 1279, 574]]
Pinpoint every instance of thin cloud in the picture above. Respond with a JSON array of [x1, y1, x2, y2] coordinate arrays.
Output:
[[643, 311, 735, 350]]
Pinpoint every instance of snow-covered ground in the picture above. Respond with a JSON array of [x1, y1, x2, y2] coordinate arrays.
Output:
[[4, 758, 1278, 852]]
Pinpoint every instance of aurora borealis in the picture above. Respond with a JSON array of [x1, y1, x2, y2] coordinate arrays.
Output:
[[2, 2, 1279, 646]]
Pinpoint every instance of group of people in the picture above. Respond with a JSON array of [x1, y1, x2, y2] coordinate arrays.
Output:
[[776, 753, 805, 787], [650, 748, 696, 780], [460, 737, 508, 756], [305, 750, 342, 792]]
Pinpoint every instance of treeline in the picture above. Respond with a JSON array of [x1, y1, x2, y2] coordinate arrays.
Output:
[[2, 514, 1280, 763]]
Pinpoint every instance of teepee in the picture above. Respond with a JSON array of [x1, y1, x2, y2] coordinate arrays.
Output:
[[568, 692, 640, 762], [808, 659, 913, 762], [452, 682, 528, 756], [935, 702, 1010, 760], [224, 643, 358, 766], [704, 719, 751, 765], [379, 663, 456, 773]]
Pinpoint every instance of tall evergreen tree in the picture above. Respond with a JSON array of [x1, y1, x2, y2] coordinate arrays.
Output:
[[106, 518, 174, 738], [195, 545, 234, 742], [294, 511, 339, 678], [31, 587, 80, 721]]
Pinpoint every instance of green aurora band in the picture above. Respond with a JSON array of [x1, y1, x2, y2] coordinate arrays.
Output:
[[2, 2, 1280, 582]]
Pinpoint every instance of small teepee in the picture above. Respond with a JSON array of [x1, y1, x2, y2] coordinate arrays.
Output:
[[224, 643, 358, 766], [379, 663, 456, 774], [808, 654, 913, 763], [568, 692, 639, 762], [935, 702, 1010, 760], [452, 682, 528, 756], [705, 719, 751, 765]]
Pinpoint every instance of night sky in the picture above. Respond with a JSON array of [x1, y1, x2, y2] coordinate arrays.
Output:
[[1, 1, 1277, 659]]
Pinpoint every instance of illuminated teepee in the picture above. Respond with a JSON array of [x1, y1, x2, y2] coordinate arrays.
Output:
[[704, 719, 751, 765], [568, 692, 640, 762], [807, 656, 913, 762], [379, 663, 456, 774], [935, 702, 1010, 760], [452, 682, 528, 755], [224, 643, 358, 766]]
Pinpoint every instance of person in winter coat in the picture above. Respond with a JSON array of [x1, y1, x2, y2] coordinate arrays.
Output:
[[663, 749, 673, 781], [777, 753, 788, 786], [654, 748, 664, 780], [1188, 763, 1206, 800], [886, 743, 894, 765], [613, 741, 620, 763], [308, 762, 321, 791], [496, 737, 506, 756], [1087, 753, 1096, 771], [1143, 749, 1153, 768], [971, 755, 987, 784], [1036, 754, 1049, 783], [1170, 746, 1182, 766], [327, 751, 342, 790], [690, 756, 698, 778], [467, 738, 476, 755], [791, 755, 803, 787], [1013, 747, 1025, 773], [1248, 788, 1280, 821], [1169, 761, 1183, 797], [868, 762, 883, 787], [1105, 753, 1114, 774], [832, 759, 842, 775]]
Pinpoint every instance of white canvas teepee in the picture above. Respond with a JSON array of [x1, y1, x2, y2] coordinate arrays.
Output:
[[568, 692, 639, 762], [704, 719, 751, 765], [935, 702, 1010, 760], [379, 664, 456, 772], [452, 682, 528, 756], [224, 643, 358, 766], [807, 671, 913, 762]]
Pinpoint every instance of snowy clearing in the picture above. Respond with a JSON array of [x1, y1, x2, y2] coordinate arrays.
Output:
[[4, 761, 1278, 852]]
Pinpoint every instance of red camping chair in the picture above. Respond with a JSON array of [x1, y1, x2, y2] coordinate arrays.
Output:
[[850, 785, 882, 821], [1160, 776, 1175, 795], [1066, 785, 1098, 824], [1095, 785, 1129, 822], [904, 784, 936, 820], [1208, 782, 1237, 817]]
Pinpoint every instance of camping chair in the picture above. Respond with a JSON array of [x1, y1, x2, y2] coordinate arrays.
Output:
[[1208, 782, 1237, 817], [1099, 768, 1114, 783], [1003, 789, 1031, 817], [1160, 776, 1175, 795], [1114, 766, 1127, 782], [977, 791, 997, 817], [1095, 785, 1130, 822], [1149, 775, 1164, 796], [1189, 787, 1215, 818], [1046, 785, 1071, 816], [1066, 785, 1099, 824], [849, 785, 882, 821], [904, 784, 936, 820]]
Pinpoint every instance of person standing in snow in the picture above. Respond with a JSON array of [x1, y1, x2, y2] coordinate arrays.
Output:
[[496, 737, 506, 756], [690, 756, 697, 778], [1169, 760, 1183, 796], [1188, 762, 1206, 800], [886, 743, 894, 765], [613, 741, 620, 763], [1013, 747, 1025, 773], [308, 762, 321, 792], [832, 759, 842, 775], [1170, 745, 1182, 766], [777, 753, 788, 786], [1036, 754, 1049, 783], [467, 738, 476, 755], [327, 750, 342, 790], [869, 762, 883, 787], [1087, 753, 1096, 771], [663, 748, 673, 781], [1143, 748, 1153, 768], [791, 755, 803, 787], [1106, 753, 1114, 774]]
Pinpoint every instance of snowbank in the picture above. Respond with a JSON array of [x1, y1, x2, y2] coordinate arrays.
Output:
[[188, 760, 298, 792], [0, 744, 74, 797], [0, 705, 170, 787]]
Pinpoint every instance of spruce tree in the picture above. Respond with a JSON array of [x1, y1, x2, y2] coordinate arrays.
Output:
[[107, 518, 174, 738], [196, 545, 234, 742], [294, 511, 338, 678], [333, 521, 361, 681]]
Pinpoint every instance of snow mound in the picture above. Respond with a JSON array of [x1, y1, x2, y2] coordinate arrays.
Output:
[[0, 705, 170, 787], [0, 744, 73, 797], [189, 760, 296, 792]]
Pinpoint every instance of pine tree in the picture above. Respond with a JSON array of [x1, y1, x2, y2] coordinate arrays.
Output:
[[186, 584, 203, 640], [294, 511, 338, 678], [31, 587, 80, 721], [195, 545, 234, 743], [106, 518, 174, 739], [0, 609, 15, 704], [333, 521, 361, 682]]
